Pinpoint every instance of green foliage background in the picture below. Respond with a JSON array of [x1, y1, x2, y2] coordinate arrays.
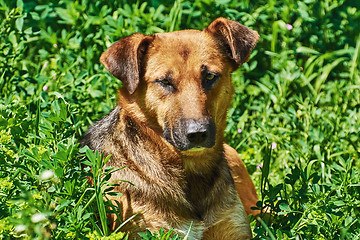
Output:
[[1, 0, 359, 239]]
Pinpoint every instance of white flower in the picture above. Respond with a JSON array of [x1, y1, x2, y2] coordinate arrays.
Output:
[[31, 213, 47, 223], [14, 225, 26, 233], [40, 170, 54, 180]]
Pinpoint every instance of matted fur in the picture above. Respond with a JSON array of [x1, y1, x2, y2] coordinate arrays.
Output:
[[81, 18, 259, 239]]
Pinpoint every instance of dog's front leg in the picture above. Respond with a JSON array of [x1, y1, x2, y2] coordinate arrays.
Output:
[[203, 192, 251, 240]]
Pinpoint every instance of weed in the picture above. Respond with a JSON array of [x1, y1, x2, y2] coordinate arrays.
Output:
[[1, 0, 359, 239]]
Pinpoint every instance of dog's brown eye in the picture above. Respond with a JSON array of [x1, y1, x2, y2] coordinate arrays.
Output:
[[160, 79, 170, 85], [155, 78, 176, 92], [203, 72, 220, 90], [206, 73, 216, 81]]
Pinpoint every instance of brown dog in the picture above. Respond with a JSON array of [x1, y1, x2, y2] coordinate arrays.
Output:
[[81, 17, 259, 239]]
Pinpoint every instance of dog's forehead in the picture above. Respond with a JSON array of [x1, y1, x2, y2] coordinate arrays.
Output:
[[145, 30, 225, 75], [151, 30, 222, 58], [153, 29, 213, 45]]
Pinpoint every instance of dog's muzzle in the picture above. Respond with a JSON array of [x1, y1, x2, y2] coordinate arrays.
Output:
[[164, 118, 216, 151]]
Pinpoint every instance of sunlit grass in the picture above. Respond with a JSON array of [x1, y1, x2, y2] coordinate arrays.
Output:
[[1, 0, 359, 239]]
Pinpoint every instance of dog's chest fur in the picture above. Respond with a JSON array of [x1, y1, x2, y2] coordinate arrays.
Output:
[[81, 106, 236, 230]]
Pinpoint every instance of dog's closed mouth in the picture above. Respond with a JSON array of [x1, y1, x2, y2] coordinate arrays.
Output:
[[185, 146, 207, 152]]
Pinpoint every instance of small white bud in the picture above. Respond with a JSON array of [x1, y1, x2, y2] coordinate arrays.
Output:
[[14, 225, 26, 233], [40, 170, 54, 180], [31, 213, 47, 223]]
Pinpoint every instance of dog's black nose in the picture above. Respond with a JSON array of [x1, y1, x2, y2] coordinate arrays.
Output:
[[163, 118, 216, 151], [185, 118, 215, 149], [186, 122, 209, 145]]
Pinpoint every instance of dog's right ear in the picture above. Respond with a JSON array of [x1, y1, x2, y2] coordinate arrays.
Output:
[[100, 33, 154, 94]]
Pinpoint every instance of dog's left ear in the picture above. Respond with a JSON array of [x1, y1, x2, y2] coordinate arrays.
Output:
[[100, 33, 154, 94], [205, 17, 259, 67]]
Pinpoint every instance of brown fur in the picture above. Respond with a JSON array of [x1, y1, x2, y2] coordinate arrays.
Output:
[[81, 18, 259, 239]]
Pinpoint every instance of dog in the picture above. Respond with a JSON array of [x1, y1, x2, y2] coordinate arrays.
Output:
[[81, 17, 259, 239]]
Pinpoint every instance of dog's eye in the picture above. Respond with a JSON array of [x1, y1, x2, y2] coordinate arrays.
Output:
[[203, 72, 220, 90], [159, 78, 171, 85], [155, 78, 176, 92], [206, 73, 216, 81]]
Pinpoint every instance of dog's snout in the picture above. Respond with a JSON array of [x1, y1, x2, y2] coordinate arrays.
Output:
[[186, 120, 210, 146], [184, 118, 215, 150], [164, 118, 216, 151], [187, 131, 208, 145]]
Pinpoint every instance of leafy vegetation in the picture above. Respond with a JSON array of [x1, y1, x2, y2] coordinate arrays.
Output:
[[1, 0, 359, 239]]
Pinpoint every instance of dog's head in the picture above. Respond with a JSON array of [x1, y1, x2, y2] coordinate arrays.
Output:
[[101, 18, 259, 152]]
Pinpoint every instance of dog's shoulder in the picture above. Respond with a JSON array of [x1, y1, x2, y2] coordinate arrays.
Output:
[[223, 143, 259, 216], [80, 106, 121, 151], [223, 144, 240, 162]]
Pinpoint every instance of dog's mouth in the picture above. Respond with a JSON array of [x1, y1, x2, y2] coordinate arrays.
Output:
[[163, 118, 216, 152], [185, 147, 207, 152]]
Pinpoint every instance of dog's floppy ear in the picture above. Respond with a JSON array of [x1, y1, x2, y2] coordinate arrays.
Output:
[[205, 17, 259, 66], [100, 33, 154, 94]]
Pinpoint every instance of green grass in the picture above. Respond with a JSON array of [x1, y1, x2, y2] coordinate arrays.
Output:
[[1, 0, 360, 239]]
